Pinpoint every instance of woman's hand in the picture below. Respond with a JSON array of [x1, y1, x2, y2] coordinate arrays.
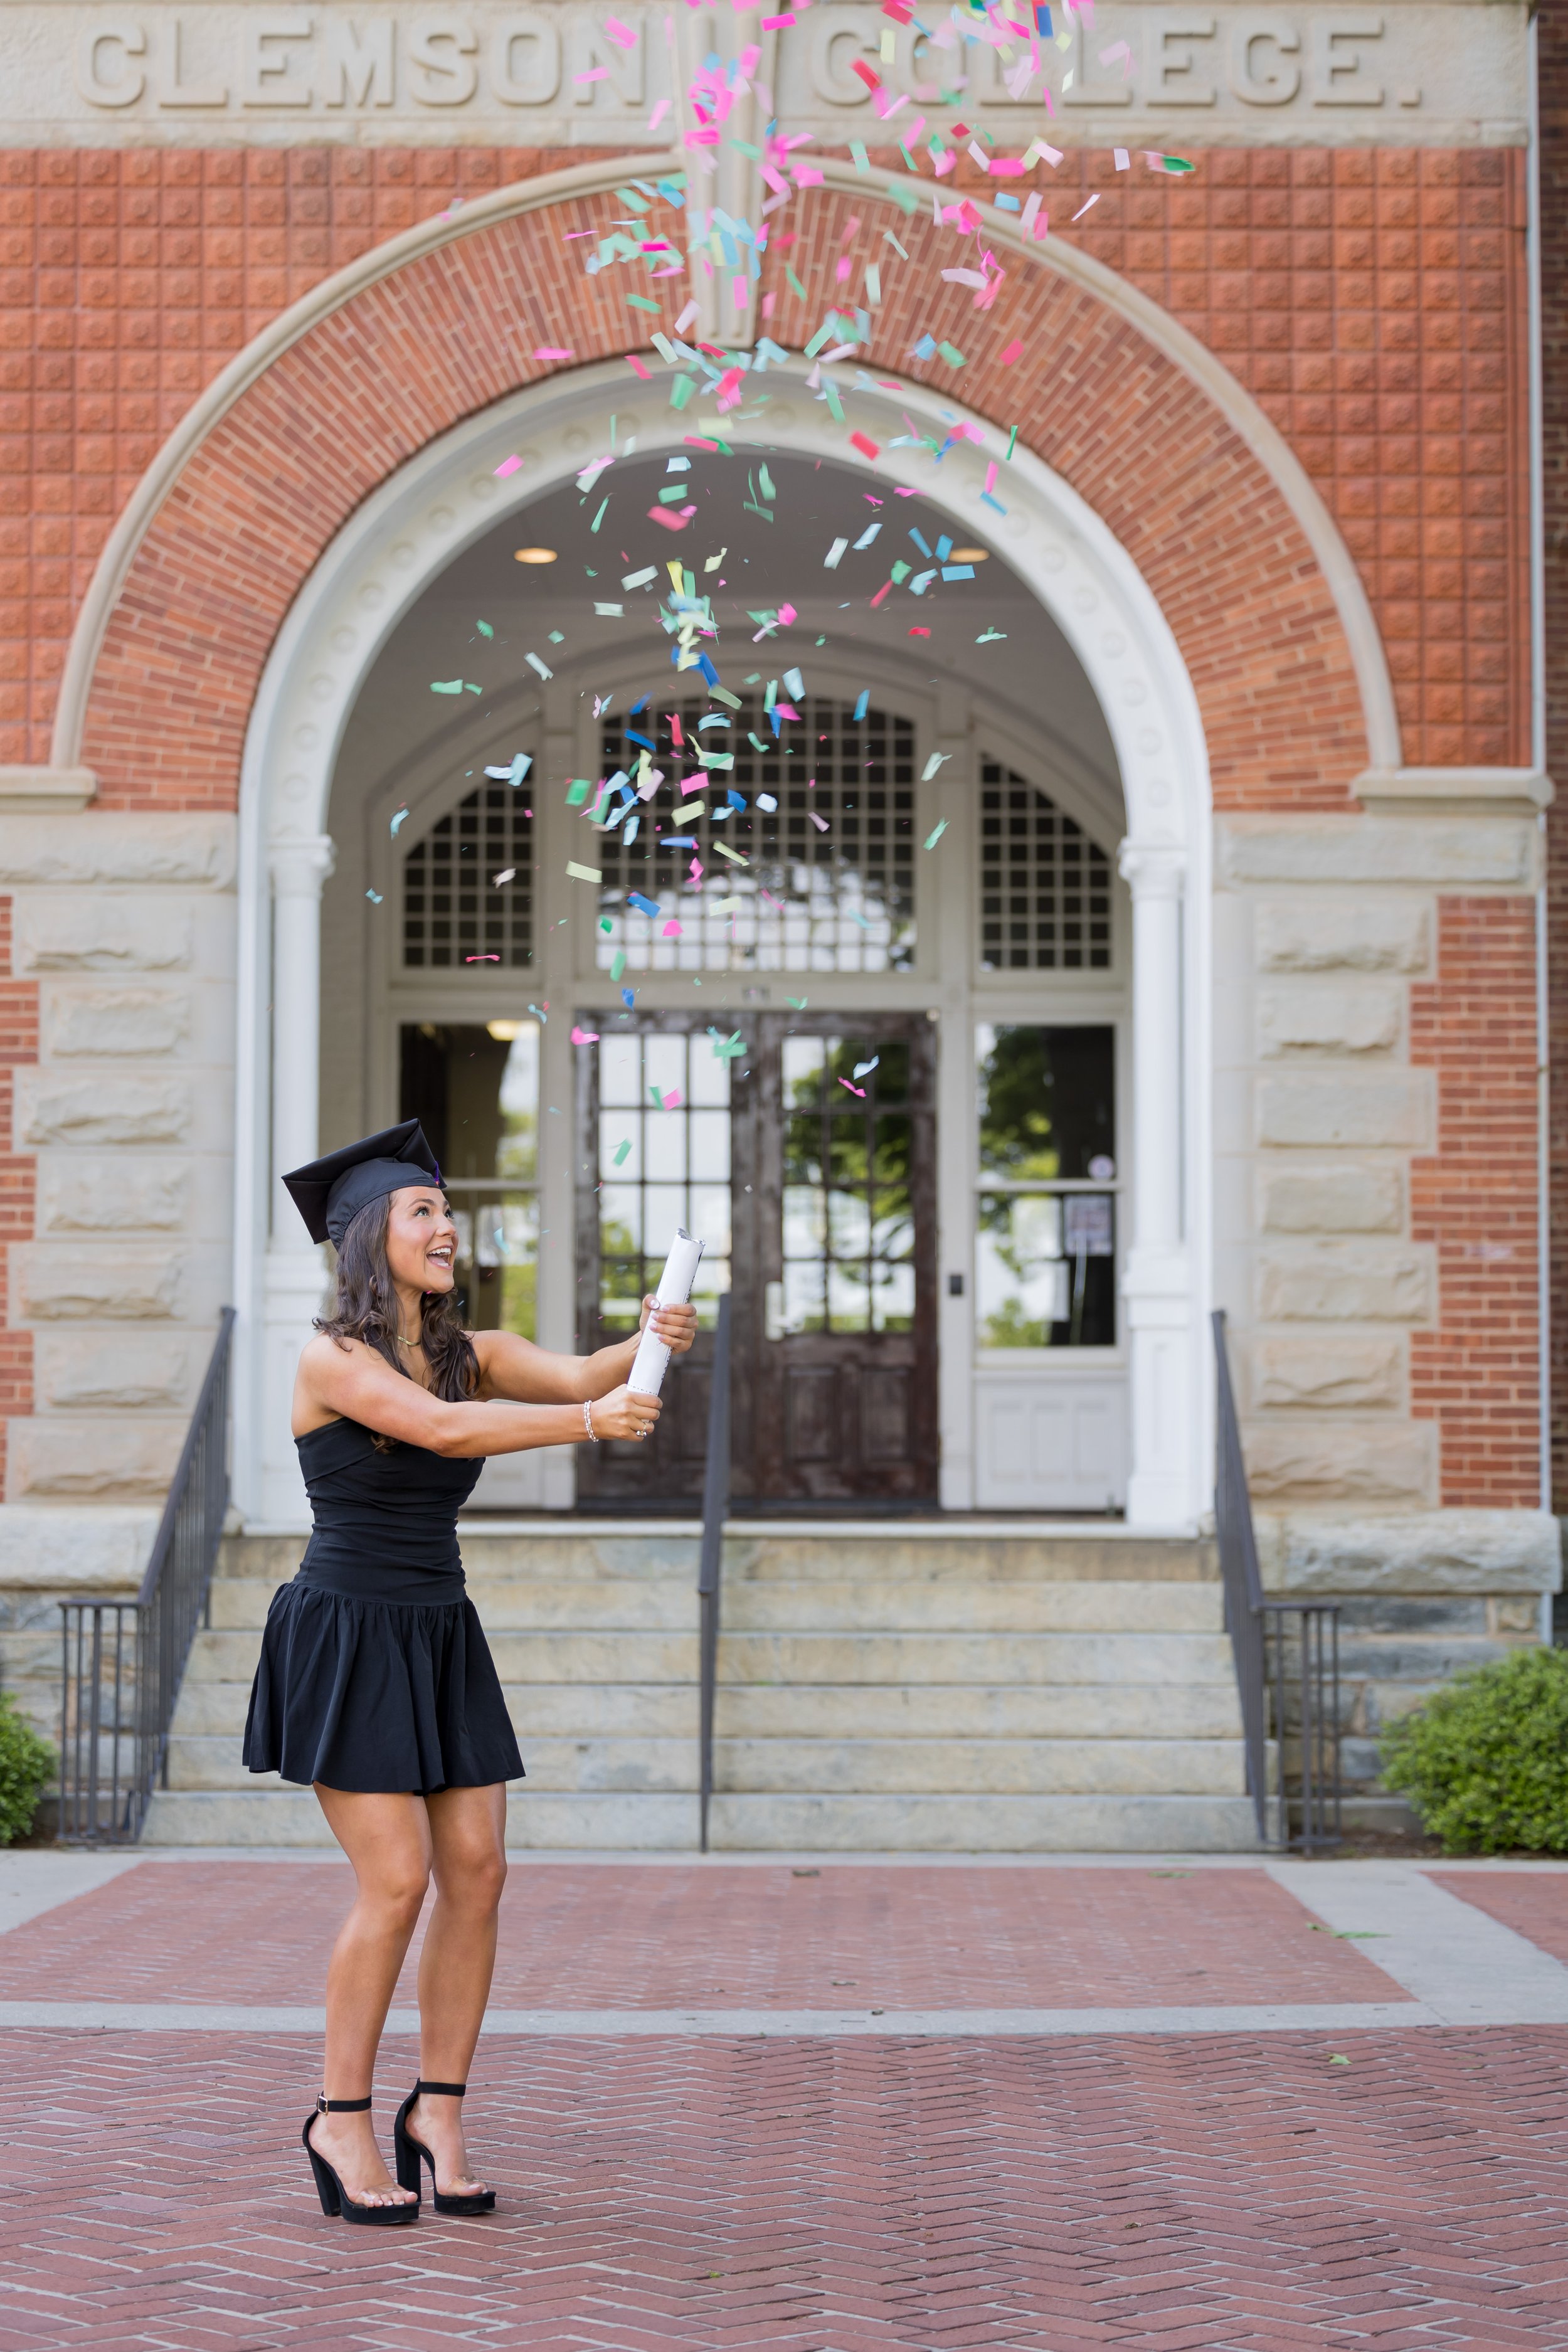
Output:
[[590, 1385, 663, 1441], [638, 1296, 699, 1357]]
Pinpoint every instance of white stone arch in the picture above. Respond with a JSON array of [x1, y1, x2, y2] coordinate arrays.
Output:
[[234, 358, 1212, 1531]]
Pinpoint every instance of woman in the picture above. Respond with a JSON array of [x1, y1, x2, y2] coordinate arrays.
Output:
[[243, 1120, 696, 2225]]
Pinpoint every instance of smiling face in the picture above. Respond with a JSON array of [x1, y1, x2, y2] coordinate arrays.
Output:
[[384, 1185, 458, 1296]]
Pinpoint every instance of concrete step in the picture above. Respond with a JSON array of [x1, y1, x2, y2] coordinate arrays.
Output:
[[206, 1576, 1222, 1636], [215, 1530, 1214, 1587], [173, 1675, 1242, 1743], [142, 1785, 1259, 1853], [166, 1731, 1246, 1798]]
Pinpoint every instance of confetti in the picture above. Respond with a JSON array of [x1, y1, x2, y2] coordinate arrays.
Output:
[[566, 861, 603, 883], [570, 1025, 600, 1045], [389, 807, 410, 836], [613, 1138, 632, 1165]]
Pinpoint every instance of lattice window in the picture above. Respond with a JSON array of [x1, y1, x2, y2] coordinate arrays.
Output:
[[401, 783, 534, 969], [978, 760, 1112, 972], [593, 694, 916, 973]]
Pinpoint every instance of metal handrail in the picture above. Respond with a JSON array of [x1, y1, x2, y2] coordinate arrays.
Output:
[[1212, 1310, 1342, 1852], [697, 1292, 732, 1853], [58, 1308, 235, 1845]]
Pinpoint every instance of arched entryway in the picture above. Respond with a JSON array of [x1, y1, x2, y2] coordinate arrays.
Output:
[[232, 359, 1213, 1532]]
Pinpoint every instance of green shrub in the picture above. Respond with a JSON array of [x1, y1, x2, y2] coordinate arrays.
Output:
[[1380, 1646, 1568, 1854], [0, 1692, 53, 1845]]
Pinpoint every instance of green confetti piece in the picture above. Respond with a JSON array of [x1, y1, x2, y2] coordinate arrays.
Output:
[[786, 996, 809, 1009], [898, 143, 917, 171], [786, 267, 808, 301], [670, 375, 696, 411], [613, 1138, 632, 1165], [625, 293, 661, 313], [591, 497, 608, 532], [615, 186, 650, 210], [599, 917, 613, 933], [566, 861, 603, 883], [850, 139, 870, 174], [976, 628, 1007, 643], [729, 137, 762, 159], [566, 780, 591, 806], [924, 820, 948, 849], [430, 679, 463, 694], [823, 378, 844, 421], [938, 341, 966, 368], [610, 950, 626, 980], [1006, 424, 1018, 462], [476, 620, 493, 638]]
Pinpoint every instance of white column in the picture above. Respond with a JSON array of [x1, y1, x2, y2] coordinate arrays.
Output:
[[1118, 842, 1194, 1528], [260, 833, 335, 1527]]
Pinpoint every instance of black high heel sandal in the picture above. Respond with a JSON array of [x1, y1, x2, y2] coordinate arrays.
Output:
[[302, 2095, 420, 2226], [393, 2080, 497, 2215]]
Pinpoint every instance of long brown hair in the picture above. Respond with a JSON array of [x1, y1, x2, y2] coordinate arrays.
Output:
[[316, 1193, 477, 1442]]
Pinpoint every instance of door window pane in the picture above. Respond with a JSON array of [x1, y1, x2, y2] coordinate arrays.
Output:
[[595, 696, 916, 973], [776, 1036, 914, 1336], [978, 760, 1111, 972], [401, 781, 534, 968], [592, 1030, 733, 1328], [977, 1025, 1116, 1181], [977, 1192, 1116, 1347], [398, 1020, 540, 1337]]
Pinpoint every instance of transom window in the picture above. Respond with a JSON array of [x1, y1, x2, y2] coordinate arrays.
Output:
[[594, 694, 916, 973], [979, 759, 1111, 972], [401, 782, 534, 969]]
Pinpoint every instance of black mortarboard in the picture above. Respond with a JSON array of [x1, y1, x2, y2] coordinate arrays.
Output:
[[283, 1120, 443, 1248]]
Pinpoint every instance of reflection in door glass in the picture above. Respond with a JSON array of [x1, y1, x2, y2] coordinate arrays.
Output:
[[596, 1030, 731, 1329], [398, 1020, 539, 1337], [781, 1037, 913, 1334], [974, 1024, 1116, 1348]]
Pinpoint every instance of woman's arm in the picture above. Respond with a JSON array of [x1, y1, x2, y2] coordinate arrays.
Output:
[[472, 1297, 697, 1405], [293, 1334, 660, 1453]]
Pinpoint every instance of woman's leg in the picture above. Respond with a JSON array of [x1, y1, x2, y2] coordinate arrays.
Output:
[[310, 1784, 433, 2207], [405, 1781, 508, 2196]]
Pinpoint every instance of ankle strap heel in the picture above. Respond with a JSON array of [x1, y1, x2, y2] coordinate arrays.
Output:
[[302, 2097, 418, 2227], [394, 2081, 495, 2215]]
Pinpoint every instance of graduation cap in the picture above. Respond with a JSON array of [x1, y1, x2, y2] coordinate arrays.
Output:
[[283, 1120, 442, 1248]]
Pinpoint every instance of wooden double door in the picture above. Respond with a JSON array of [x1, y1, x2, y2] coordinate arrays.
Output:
[[576, 1010, 938, 1509]]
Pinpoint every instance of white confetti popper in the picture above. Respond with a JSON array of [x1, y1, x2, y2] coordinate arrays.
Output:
[[626, 1228, 706, 1397]]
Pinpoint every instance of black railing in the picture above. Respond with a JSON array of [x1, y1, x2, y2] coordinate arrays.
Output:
[[1212, 1310, 1342, 1851], [58, 1309, 235, 1845], [697, 1292, 732, 1853]]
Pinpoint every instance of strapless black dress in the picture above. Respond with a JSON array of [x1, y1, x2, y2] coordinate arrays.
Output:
[[241, 1417, 524, 1796]]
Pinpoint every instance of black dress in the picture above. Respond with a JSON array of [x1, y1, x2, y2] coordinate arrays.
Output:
[[241, 1417, 525, 1796]]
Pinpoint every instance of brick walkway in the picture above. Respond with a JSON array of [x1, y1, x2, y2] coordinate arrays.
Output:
[[1, 1859, 1566, 2349], [0, 1862, 1405, 2012]]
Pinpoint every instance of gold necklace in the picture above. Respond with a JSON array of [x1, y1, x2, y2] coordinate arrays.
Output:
[[395, 1332, 422, 1349]]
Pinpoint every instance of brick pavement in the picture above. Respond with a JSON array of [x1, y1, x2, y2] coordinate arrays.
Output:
[[0, 1861, 1407, 2013], [1430, 1872, 1568, 1969], [0, 2025, 1565, 2350]]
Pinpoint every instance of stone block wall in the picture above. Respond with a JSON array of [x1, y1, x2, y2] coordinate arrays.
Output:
[[0, 812, 236, 1505], [1216, 805, 1542, 1518], [1256, 1508, 1560, 1825]]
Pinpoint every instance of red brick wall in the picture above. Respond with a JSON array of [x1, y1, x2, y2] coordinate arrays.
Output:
[[1541, 9, 1568, 1510], [1410, 895, 1540, 1508], [0, 901, 38, 1495], [0, 142, 1530, 787]]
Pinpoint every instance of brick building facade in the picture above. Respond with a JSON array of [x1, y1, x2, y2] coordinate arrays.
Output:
[[0, 2, 1560, 1835]]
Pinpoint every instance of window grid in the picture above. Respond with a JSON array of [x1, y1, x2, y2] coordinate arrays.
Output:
[[595, 694, 916, 973], [978, 759, 1111, 972], [402, 783, 534, 969]]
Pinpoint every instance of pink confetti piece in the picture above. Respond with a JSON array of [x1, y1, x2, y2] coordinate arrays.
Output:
[[573, 65, 608, 82], [1000, 337, 1024, 364], [1071, 194, 1101, 223], [570, 1025, 600, 1044], [850, 430, 882, 463], [494, 454, 523, 478], [649, 97, 670, 130], [778, 601, 797, 625], [625, 355, 652, 379], [808, 811, 830, 832], [838, 1078, 866, 1097], [605, 14, 637, 44], [534, 345, 574, 361], [649, 506, 696, 531], [661, 919, 684, 938]]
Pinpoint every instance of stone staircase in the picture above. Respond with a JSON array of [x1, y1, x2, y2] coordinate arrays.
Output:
[[144, 1523, 1262, 1851]]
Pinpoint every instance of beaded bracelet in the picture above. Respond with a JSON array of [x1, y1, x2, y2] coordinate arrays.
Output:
[[583, 1398, 598, 1442]]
